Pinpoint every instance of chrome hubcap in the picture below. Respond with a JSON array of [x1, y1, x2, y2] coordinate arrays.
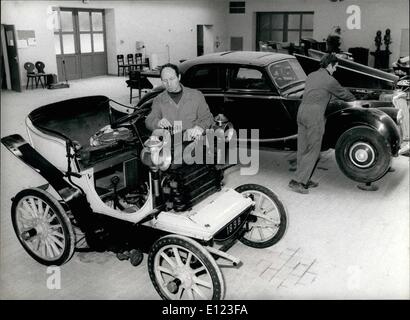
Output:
[[349, 142, 375, 168]]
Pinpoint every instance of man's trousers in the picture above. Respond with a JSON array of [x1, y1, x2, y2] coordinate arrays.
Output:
[[295, 121, 325, 185]]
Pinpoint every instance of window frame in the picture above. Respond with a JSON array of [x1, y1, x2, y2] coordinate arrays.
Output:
[[256, 11, 314, 49], [53, 7, 105, 56], [226, 64, 277, 94], [229, 1, 246, 14], [182, 64, 224, 91]]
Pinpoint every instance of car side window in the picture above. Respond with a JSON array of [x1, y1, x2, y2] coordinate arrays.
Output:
[[230, 67, 270, 90], [187, 65, 219, 89]]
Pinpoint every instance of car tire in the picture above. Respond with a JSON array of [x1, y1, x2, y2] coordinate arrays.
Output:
[[335, 126, 391, 183], [148, 235, 225, 300], [235, 184, 287, 248], [11, 188, 75, 266]]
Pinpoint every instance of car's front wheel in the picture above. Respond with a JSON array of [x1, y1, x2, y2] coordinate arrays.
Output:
[[148, 235, 225, 300], [335, 126, 392, 183]]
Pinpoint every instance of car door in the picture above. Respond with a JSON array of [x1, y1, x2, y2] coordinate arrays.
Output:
[[223, 65, 294, 140], [181, 64, 225, 116]]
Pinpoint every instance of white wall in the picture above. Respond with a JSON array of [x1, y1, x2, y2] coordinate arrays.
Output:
[[226, 0, 409, 65], [2, 0, 408, 87], [1, 1, 61, 85], [1, 0, 228, 85]]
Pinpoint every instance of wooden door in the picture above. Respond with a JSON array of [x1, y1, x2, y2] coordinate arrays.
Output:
[[54, 8, 107, 81], [3, 24, 21, 91]]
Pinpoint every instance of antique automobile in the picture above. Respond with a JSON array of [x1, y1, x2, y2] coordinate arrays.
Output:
[[1, 95, 287, 300], [138, 51, 404, 184]]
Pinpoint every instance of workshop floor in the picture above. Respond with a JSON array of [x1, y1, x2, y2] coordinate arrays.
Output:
[[1, 76, 408, 300]]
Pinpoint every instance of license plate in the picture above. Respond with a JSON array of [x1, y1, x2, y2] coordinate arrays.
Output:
[[214, 207, 250, 241]]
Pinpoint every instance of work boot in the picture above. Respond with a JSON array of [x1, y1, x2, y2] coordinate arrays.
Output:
[[305, 180, 319, 188], [288, 180, 309, 194]]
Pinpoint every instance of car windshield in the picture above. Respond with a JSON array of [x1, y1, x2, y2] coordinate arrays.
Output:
[[269, 59, 307, 89]]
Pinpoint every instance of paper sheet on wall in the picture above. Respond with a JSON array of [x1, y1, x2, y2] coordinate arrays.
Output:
[[28, 38, 37, 46], [17, 30, 36, 47], [17, 40, 28, 48]]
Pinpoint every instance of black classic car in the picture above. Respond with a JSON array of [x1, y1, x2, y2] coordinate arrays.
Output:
[[138, 51, 404, 184]]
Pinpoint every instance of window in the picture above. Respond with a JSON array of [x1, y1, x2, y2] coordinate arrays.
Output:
[[229, 1, 245, 14], [268, 59, 306, 89], [53, 10, 75, 54], [78, 11, 105, 53], [230, 67, 270, 90], [188, 66, 219, 89], [60, 11, 74, 32], [256, 12, 314, 48], [53, 9, 105, 55]]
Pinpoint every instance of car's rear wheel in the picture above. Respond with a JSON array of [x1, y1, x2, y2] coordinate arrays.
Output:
[[11, 188, 75, 266], [335, 126, 391, 183]]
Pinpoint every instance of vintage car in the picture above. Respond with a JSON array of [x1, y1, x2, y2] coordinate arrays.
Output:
[[1, 96, 287, 300], [138, 51, 405, 184]]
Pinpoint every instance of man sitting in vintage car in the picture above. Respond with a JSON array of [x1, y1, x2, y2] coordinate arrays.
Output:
[[145, 63, 214, 141]]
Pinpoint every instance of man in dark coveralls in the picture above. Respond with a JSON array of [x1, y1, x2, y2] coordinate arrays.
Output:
[[289, 53, 356, 194]]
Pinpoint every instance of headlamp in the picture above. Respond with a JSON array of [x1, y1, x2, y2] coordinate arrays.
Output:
[[141, 135, 172, 171]]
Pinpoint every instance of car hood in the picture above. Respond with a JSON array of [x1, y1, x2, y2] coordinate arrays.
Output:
[[325, 99, 396, 118], [296, 49, 399, 90]]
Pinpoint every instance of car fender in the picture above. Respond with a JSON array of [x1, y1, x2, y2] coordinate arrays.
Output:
[[324, 107, 401, 156], [1, 134, 94, 228]]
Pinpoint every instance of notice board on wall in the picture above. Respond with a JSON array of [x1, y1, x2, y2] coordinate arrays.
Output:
[[17, 30, 36, 48]]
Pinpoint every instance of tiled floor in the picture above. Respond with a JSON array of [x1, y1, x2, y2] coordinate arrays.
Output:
[[1, 76, 409, 300]]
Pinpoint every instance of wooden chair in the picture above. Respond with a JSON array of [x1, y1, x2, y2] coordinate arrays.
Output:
[[117, 54, 129, 76], [135, 53, 143, 64], [34, 61, 53, 88], [134, 53, 147, 70], [127, 54, 136, 71], [126, 70, 153, 103], [24, 62, 44, 89], [35, 61, 45, 73]]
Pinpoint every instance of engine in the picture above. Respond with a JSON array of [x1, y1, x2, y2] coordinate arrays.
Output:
[[140, 120, 233, 212], [140, 134, 224, 212], [161, 164, 223, 212]]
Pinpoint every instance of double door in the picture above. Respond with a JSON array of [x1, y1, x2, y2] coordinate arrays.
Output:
[[53, 8, 107, 80]]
